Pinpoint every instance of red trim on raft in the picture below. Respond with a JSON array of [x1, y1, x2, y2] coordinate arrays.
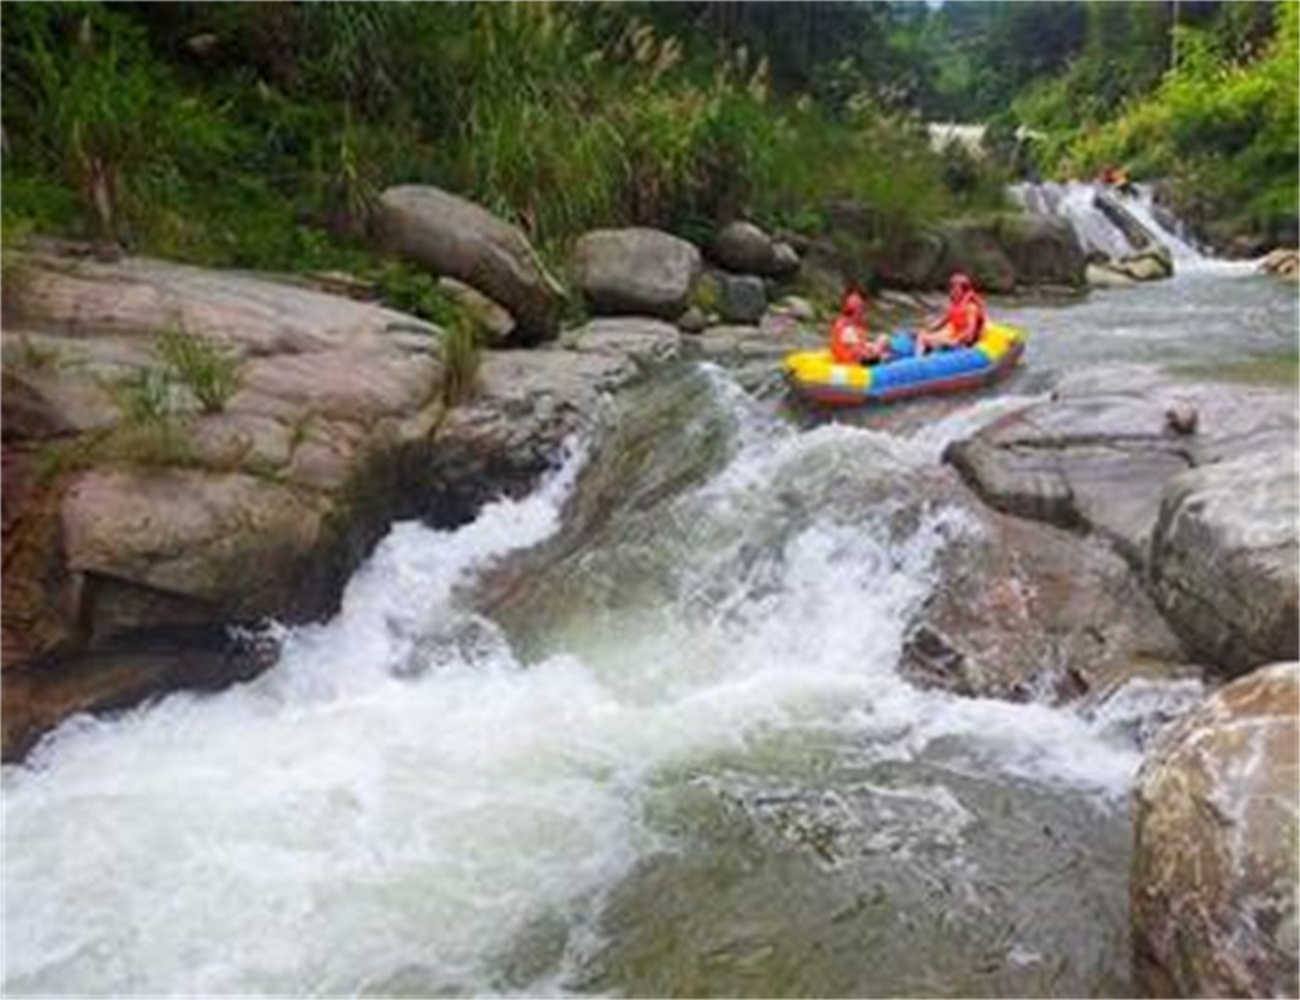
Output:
[[793, 341, 1024, 407]]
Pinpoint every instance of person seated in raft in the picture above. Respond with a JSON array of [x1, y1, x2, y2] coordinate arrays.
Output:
[[916, 272, 987, 356], [829, 289, 892, 366]]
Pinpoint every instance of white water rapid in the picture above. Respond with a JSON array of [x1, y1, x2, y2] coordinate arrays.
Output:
[[2, 364, 1201, 997]]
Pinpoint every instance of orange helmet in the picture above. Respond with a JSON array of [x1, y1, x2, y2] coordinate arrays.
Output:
[[841, 290, 866, 317]]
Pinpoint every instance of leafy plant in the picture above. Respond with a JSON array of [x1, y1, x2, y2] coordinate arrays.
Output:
[[114, 366, 173, 424], [367, 261, 461, 327], [156, 328, 240, 414]]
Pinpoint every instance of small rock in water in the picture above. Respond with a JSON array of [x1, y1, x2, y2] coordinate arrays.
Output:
[[1164, 403, 1198, 436]]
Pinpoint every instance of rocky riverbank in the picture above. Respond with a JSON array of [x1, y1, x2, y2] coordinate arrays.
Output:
[[3, 183, 1295, 997]]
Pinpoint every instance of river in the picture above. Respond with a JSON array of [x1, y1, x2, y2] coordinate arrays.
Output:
[[2, 256, 1295, 996]]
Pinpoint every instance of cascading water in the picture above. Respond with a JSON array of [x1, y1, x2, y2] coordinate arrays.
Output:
[[1010, 180, 1212, 267], [1121, 185, 1206, 264], [1010, 181, 1138, 260], [2, 361, 1205, 998]]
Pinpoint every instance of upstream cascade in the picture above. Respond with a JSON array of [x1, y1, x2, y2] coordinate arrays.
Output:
[[2, 340, 1218, 998]]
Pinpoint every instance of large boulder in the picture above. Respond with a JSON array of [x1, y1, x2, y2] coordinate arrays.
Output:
[[1131, 662, 1299, 998], [1, 249, 450, 758], [945, 368, 1297, 676], [946, 367, 1298, 567], [373, 185, 566, 345], [1115, 246, 1174, 282], [993, 213, 1087, 289], [709, 221, 795, 278], [61, 469, 337, 640], [1149, 447, 1299, 676], [934, 218, 1018, 293], [1258, 248, 1300, 280], [903, 505, 1186, 703], [571, 228, 701, 319]]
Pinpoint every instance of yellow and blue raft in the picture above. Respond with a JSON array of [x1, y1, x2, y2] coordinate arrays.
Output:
[[784, 322, 1026, 406]]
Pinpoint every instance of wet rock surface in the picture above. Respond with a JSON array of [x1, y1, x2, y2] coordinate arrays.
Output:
[[944, 367, 1298, 672], [1131, 662, 1299, 999], [0, 249, 675, 760], [903, 507, 1186, 705]]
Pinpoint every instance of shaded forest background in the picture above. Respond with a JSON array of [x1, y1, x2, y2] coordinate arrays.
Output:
[[2, 1, 1296, 309]]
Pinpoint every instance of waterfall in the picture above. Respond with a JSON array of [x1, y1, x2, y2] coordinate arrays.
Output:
[[1123, 185, 1206, 263], [1010, 180, 1208, 264]]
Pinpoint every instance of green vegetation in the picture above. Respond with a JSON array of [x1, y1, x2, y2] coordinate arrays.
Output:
[[440, 312, 482, 408], [156, 327, 240, 414], [997, 2, 1296, 245], [1056, 4, 1298, 243], [0, 1, 1004, 309], [1, 0, 1293, 303], [112, 366, 173, 424]]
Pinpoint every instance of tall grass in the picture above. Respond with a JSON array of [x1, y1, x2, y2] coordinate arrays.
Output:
[[2, 2, 968, 280]]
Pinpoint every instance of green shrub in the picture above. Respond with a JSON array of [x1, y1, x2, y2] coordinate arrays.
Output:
[[113, 366, 173, 424], [370, 262, 461, 327], [156, 328, 240, 414]]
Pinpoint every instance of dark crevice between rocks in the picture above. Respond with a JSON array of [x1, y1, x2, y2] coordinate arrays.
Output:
[[1, 623, 277, 763]]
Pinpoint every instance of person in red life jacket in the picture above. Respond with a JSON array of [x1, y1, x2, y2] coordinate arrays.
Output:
[[917, 273, 987, 356], [829, 289, 891, 366]]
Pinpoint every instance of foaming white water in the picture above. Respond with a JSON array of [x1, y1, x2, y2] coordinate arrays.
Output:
[[3, 376, 1165, 996], [1125, 186, 1204, 262], [1011, 181, 1134, 259]]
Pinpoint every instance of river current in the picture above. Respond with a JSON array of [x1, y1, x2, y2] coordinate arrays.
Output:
[[3, 258, 1296, 996]]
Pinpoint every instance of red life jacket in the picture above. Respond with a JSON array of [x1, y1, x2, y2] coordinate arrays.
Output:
[[947, 291, 986, 346], [830, 316, 871, 364]]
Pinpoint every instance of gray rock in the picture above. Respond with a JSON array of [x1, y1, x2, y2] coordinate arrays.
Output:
[[1116, 247, 1173, 281], [773, 295, 817, 322], [565, 317, 682, 370], [717, 273, 767, 324], [1132, 662, 1299, 999], [60, 468, 335, 636], [903, 507, 1186, 703], [994, 213, 1087, 289], [571, 228, 701, 319], [676, 306, 708, 334], [711, 221, 780, 276], [1086, 263, 1139, 288], [935, 218, 1018, 293], [374, 184, 565, 344], [0, 251, 457, 758], [437, 276, 517, 347], [1149, 447, 1299, 675], [944, 368, 1298, 674], [771, 241, 801, 277]]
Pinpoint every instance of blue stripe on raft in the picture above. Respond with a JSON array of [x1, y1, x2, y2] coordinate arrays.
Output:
[[868, 346, 990, 394]]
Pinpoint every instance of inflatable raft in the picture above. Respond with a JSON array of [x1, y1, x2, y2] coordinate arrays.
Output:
[[784, 322, 1025, 406]]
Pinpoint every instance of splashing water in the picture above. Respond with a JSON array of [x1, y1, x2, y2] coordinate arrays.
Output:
[[4, 360, 1203, 997]]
